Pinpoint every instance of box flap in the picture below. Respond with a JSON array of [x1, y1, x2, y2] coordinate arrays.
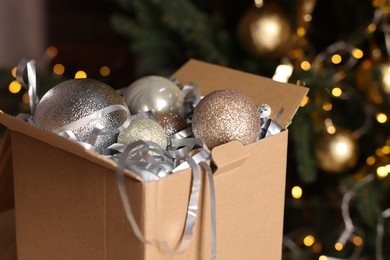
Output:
[[0, 112, 144, 182], [172, 59, 309, 129]]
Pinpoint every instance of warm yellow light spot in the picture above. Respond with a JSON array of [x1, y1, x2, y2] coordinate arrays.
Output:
[[368, 23, 377, 33], [382, 145, 390, 154], [377, 166, 389, 179], [303, 235, 315, 247], [323, 102, 332, 111], [331, 54, 342, 64], [11, 67, 17, 78], [254, 0, 264, 8], [352, 235, 363, 246], [300, 96, 309, 107], [352, 48, 364, 59], [75, 70, 87, 79], [335, 242, 343, 251], [53, 64, 65, 75], [325, 118, 336, 134], [319, 256, 328, 260], [376, 113, 387, 123], [297, 27, 306, 37], [8, 80, 22, 94], [300, 60, 311, 71], [100, 66, 111, 77], [46, 46, 58, 58], [376, 148, 384, 156], [291, 186, 303, 199], [332, 87, 342, 97], [366, 156, 376, 166], [22, 93, 29, 104]]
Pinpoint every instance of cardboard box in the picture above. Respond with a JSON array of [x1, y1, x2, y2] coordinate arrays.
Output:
[[0, 59, 308, 259]]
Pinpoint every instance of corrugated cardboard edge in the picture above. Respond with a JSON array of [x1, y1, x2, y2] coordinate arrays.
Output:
[[0, 112, 144, 182], [0, 130, 14, 212], [172, 59, 309, 129]]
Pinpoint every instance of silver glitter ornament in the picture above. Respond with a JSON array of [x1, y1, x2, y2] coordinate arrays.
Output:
[[118, 118, 168, 149], [155, 112, 188, 136], [34, 78, 129, 150], [192, 89, 260, 149], [123, 75, 185, 117]]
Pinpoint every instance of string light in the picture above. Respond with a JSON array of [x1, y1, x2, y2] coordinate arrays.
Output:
[[303, 235, 315, 247], [100, 66, 111, 77], [75, 70, 87, 79], [291, 186, 303, 199], [331, 54, 342, 64], [331, 87, 342, 97], [300, 60, 311, 71], [46, 46, 58, 58], [53, 64, 65, 76], [366, 156, 376, 166], [351, 48, 364, 59], [11, 67, 17, 78], [22, 93, 29, 104], [300, 96, 309, 107], [376, 165, 389, 178], [322, 102, 332, 111], [8, 80, 22, 94], [376, 113, 388, 123]]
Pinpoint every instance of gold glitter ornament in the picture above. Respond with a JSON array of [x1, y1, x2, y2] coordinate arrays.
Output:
[[155, 111, 188, 136], [123, 75, 185, 117], [34, 78, 129, 150], [118, 118, 168, 149], [192, 89, 260, 149], [314, 128, 359, 173], [237, 2, 292, 58]]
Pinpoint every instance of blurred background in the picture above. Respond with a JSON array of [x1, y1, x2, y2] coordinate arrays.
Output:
[[1, 0, 390, 259]]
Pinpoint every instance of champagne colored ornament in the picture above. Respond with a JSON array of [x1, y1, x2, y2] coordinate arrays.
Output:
[[356, 59, 390, 105], [237, 2, 292, 58], [314, 127, 359, 173], [192, 89, 260, 149], [118, 118, 168, 149], [155, 111, 188, 136], [123, 75, 185, 117], [34, 78, 129, 150]]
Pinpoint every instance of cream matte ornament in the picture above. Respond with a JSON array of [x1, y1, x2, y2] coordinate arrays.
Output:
[[155, 111, 188, 136], [34, 78, 129, 150], [192, 89, 261, 149], [118, 118, 168, 149], [123, 75, 185, 117]]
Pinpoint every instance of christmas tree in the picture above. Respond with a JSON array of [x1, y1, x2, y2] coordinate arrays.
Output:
[[108, 0, 390, 259]]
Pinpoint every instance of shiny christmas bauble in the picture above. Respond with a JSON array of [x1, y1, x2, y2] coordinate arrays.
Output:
[[123, 75, 185, 117], [314, 128, 359, 173], [192, 89, 260, 149], [356, 59, 390, 105], [237, 2, 292, 58], [118, 118, 168, 149], [34, 78, 129, 149], [155, 111, 188, 136]]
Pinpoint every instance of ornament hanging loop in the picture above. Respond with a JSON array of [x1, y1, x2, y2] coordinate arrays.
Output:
[[16, 58, 39, 116]]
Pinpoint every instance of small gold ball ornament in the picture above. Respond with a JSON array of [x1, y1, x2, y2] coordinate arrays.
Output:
[[314, 128, 359, 173], [237, 2, 292, 58], [356, 59, 390, 105], [192, 89, 260, 149]]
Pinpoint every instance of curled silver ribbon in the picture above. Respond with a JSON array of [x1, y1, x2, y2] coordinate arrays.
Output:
[[16, 58, 39, 115], [115, 151, 203, 254]]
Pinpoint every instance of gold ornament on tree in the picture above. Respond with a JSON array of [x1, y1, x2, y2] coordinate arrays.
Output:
[[314, 120, 359, 174], [356, 59, 390, 105], [237, 0, 292, 58]]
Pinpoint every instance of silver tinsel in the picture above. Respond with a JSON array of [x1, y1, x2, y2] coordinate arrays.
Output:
[[34, 78, 129, 149]]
